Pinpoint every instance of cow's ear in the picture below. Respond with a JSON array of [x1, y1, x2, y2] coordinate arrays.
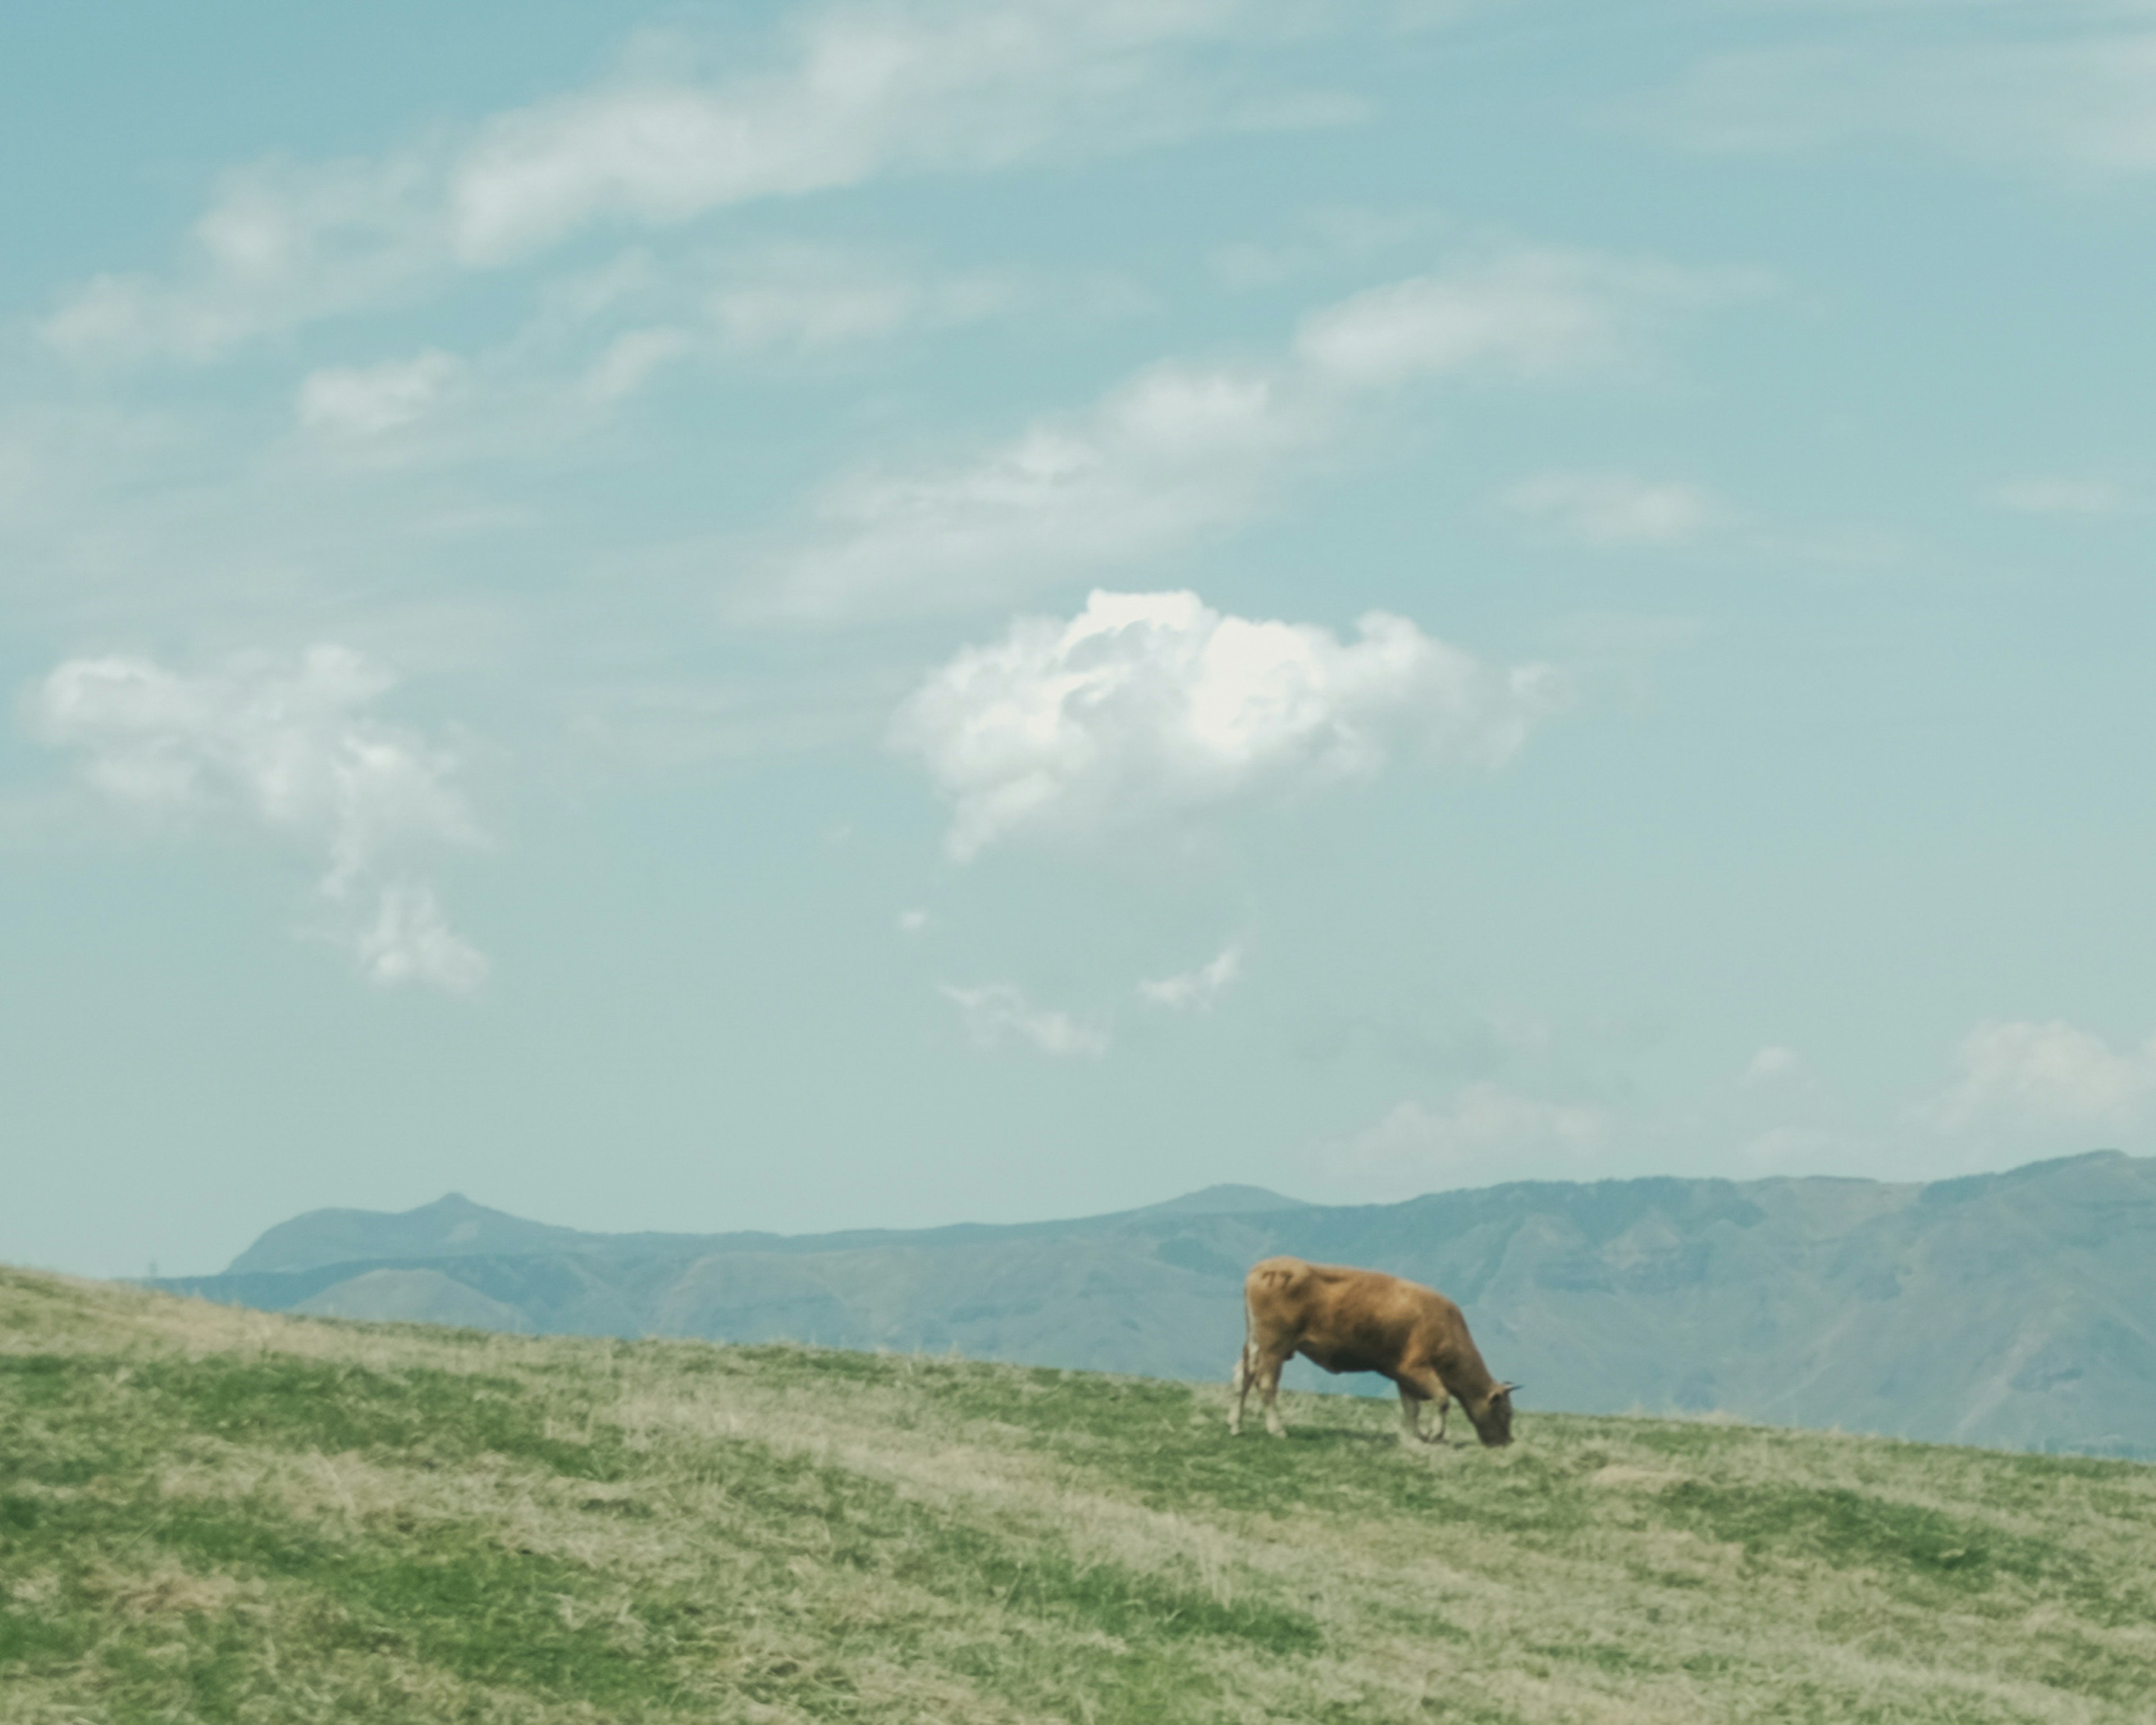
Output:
[[1498, 1382, 1521, 1397]]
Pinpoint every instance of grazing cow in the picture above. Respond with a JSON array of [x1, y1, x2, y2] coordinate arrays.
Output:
[[1230, 1256, 1518, 1447]]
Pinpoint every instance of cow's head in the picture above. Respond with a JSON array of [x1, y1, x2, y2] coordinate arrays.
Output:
[[1469, 1382, 1519, 1448]]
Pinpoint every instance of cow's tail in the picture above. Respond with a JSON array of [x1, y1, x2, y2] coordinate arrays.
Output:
[[1227, 1286, 1255, 1436]]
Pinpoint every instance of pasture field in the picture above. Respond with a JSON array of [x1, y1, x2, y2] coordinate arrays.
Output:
[[3, 1266, 2153, 1724]]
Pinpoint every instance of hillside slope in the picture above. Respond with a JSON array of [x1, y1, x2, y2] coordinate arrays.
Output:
[[5, 1267, 2154, 1724], [159, 1152, 2156, 1457]]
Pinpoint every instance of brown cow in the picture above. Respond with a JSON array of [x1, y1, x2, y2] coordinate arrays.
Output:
[[1230, 1256, 1518, 1447]]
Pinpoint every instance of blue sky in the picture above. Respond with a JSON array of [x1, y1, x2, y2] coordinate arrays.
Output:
[[6, 0, 2155, 1277]]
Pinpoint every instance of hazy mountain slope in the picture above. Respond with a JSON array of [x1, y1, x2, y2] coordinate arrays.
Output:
[[226, 1190, 719, 1274], [1292, 1154, 2156, 1457], [7, 1266, 2153, 1724], [159, 1153, 2156, 1457]]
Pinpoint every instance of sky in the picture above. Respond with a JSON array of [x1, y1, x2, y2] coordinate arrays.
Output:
[[5, 0, 2155, 1278]]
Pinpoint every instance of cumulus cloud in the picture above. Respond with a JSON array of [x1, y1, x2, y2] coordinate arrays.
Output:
[[1501, 471, 1718, 546], [892, 588, 1560, 859], [26, 647, 487, 992], [940, 982, 1108, 1057], [298, 350, 468, 436], [1138, 942, 1243, 1011], [1326, 1084, 1609, 1198], [1919, 1019, 2156, 1135], [43, 1, 1345, 363], [765, 248, 1723, 619]]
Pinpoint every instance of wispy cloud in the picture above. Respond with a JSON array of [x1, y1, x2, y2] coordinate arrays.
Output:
[[25, 647, 487, 991], [1289, 250, 1699, 386], [298, 350, 469, 437], [765, 360, 1308, 621], [1994, 476, 2130, 517], [1325, 1084, 1610, 1199], [1742, 1044, 1806, 1087], [42, 1, 1353, 364], [1139, 942, 1244, 1010], [569, 241, 1027, 405], [1209, 203, 1444, 290], [1660, 17, 2156, 179], [940, 981, 1108, 1057], [765, 247, 1725, 619], [892, 588, 1560, 859], [1501, 471, 1719, 546]]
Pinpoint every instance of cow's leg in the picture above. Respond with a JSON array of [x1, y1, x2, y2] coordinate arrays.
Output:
[[1258, 1348, 1291, 1438], [1397, 1384, 1426, 1446], [1228, 1343, 1251, 1436], [1400, 1368, 1451, 1444]]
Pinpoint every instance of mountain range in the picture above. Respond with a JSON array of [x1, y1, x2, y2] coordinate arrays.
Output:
[[150, 1151, 2156, 1457]]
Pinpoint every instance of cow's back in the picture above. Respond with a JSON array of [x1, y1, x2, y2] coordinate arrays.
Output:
[[1245, 1256, 1465, 1375]]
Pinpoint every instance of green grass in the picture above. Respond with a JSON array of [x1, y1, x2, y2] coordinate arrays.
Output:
[[3, 1267, 2153, 1723]]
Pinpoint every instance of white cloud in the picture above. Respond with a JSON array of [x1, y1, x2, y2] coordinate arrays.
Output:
[[1139, 942, 1243, 1010], [1501, 471, 1719, 546], [43, 1, 1347, 363], [1290, 250, 1694, 386], [940, 981, 1108, 1057], [897, 907, 930, 934], [352, 880, 490, 993], [1743, 1044, 1806, 1086], [1209, 203, 1443, 290], [26, 647, 487, 992], [1919, 1019, 2156, 1135], [445, 2, 1333, 263], [1994, 476, 2129, 516], [43, 155, 444, 363], [707, 244, 1017, 355], [892, 588, 1560, 859], [766, 248, 1718, 619], [582, 326, 698, 403], [1326, 1084, 1610, 1198], [1662, 25, 2156, 179], [570, 243, 1024, 403], [298, 350, 468, 437], [769, 360, 1306, 620]]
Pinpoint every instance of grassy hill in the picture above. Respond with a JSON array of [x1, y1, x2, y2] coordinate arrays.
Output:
[[155, 1152, 2156, 1458], [6, 1266, 2154, 1724]]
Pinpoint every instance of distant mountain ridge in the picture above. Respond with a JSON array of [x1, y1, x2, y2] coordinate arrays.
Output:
[[224, 1183, 1316, 1277], [154, 1153, 2156, 1459]]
